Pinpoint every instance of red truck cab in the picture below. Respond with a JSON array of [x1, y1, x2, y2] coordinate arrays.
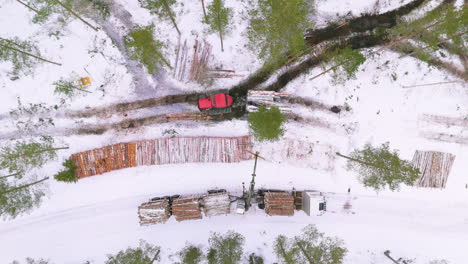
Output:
[[198, 93, 233, 110]]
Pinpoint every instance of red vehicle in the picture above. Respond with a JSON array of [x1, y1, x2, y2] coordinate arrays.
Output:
[[198, 93, 233, 111]]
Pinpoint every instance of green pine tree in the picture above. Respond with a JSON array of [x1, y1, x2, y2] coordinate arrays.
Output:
[[273, 235, 299, 264], [337, 142, 420, 191], [177, 245, 204, 264], [248, 106, 286, 142], [125, 24, 172, 74], [138, 0, 181, 35], [0, 175, 49, 219], [0, 136, 68, 174], [316, 46, 366, 84], [0, 37, 59, 77], [204, 0, 233, 52], [53, 159, 78, 183], [207, 231, 245, 264], [274, 225, 346, 264], [247, 0, 312, 63], [105, 240, 160, 264]]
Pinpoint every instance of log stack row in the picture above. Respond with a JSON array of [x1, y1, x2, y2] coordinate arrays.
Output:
[[264, 192, 295, 216], [412, 150, 456, 188], [138, 199, 170, 225], [71, 143, 137, 178], [172, 197, 203, 222], [71, 136, 253, 178], [203, 192, 231, 217]]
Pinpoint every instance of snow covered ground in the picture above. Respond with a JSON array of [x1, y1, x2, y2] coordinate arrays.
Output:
[[1, 0, 467, 263]]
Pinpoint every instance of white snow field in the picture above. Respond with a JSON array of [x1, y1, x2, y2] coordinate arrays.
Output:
[[1, 0, 467, 263]]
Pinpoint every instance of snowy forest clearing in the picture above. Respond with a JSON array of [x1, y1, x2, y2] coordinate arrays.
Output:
[[0, 0, 467, 263]]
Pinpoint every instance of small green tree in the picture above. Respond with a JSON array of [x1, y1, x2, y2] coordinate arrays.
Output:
[[247, 0, 312, 63], [274, 225, 347, 264], [337, 142, 420, 191], [105, 240, 160, 264], [177, 244, 204, 264], [138, 0, 181, 35], [125, 24, 172, 74], [248, 106, 285, 141], [208, 231, 245, 264], [53, 76, 91, 99], [203, 0, 233, 52], [54, 159, 78, 183]]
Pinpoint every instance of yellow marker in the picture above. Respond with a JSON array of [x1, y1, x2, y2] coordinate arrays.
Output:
[[79, 77, 91, 87]]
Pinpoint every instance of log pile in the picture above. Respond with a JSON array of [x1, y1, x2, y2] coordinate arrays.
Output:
[[264, 192, 294, 216], [292, 191, 303, 210], [412, 150, 456, 188], [189, 39, 212, 83], [174, 38, 189, 81], [247, 90, 292, 113], [135, 136, 252, 166], [71, 136, 252, 178], [138, 199, 170, 225], [203, 192, 231, 217], [172, 197, 202, 222], [71, 143, 137, 178]]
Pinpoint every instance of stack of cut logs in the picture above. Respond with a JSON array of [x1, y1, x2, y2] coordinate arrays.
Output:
[[292, 191, 303, 210], [412, 150, 456, 188], [203, 192, 231, 217], [137, 199, 170, 225], [172, 197, 203, 222], [264, 192, 295, 216]]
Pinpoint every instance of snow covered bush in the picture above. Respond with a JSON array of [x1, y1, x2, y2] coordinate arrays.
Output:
[[248, 106, 285, 141], [337, 142, 420, 191], [274, 224, 347, 264], [53, 159, 78, 183], [207, 231, 245, 264], [104, 240, 160, 264]]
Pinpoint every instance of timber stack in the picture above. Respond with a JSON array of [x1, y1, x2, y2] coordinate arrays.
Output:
[[264, 192, 295, 216], [203, 192, 231, 217], [292, 190, 303, 210], [412, 150, 456, 188], [71, 136, 252, 178], [138, 199, 170, 225], [172, 197, 203, 222]]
